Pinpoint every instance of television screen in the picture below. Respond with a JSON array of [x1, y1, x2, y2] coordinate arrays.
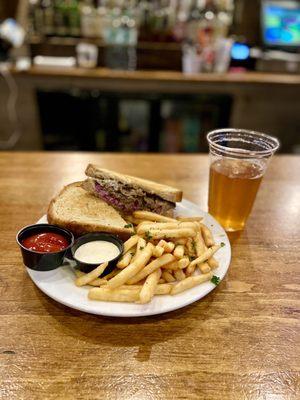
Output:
[[262, 1, 300, 47]]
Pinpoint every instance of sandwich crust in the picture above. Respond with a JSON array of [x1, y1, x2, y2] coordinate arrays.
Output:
[[85, 165, 183, 203]]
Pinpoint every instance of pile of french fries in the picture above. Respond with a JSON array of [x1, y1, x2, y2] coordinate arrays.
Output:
[[74, 211, 223, 304]]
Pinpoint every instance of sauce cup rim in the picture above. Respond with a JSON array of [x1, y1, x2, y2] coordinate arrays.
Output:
[[71, 232, 124, 267], [16, 223, 75, 255]]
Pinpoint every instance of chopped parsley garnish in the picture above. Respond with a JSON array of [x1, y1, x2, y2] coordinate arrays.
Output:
[[124, 223, 133, 229], [139, 246, 145, 250], [211, 275, 221, 286], [145, 231, 153, 241], [220, 242, 225, 247]]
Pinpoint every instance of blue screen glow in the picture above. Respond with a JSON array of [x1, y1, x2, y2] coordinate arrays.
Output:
[[262, 2, 300, 46], [231, 43, 250, 60]]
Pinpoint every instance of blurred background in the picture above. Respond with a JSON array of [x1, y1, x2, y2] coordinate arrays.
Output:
[[0, 0, 299, 153]]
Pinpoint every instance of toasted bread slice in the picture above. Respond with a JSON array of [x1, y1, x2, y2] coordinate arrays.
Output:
[[85, 165, 183, 203], [47, 182, 133, 240]]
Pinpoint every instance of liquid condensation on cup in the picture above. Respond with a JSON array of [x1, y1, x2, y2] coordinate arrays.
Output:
[[207, 129, 280, 232]]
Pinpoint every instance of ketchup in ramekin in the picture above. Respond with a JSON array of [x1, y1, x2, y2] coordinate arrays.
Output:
[[22, 232, 69, 253], [17, 224, 74, 271]]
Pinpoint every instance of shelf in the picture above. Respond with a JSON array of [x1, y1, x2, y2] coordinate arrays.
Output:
[[12, 66, 300, 86]]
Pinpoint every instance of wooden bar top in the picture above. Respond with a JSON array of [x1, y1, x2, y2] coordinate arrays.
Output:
[[0, 152, 299, 399], [11, 66, 300, 86]]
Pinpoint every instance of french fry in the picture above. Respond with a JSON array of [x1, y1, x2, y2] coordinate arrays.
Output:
[[104, 268, 120, 280], [162, 257, 189, 270], [174, 269, 186, 281], [89, 282, 172, 302], [127, 253, 175, 284], [186, 263, 196, 276], [195, 231, 206, 257], [89, 287, 140, 302], [75, 207, 221, 304], [117, 251, 133, 269], [124, 215, 134, 223], [123, 235, 139, 253], [132, 237, 146, 262], [157, 240, 175, 253], [89, 278, 108, 286], [74, 270, 108, 286], [121, 283, 172, 295], [208, 257, 219, 270], [74, 269, 84, 278], [139, 268, 162, 304], [165, 242, 175, 253], [154, 283, 172, 295], [157, 239, 167, 248], [153, 245, 165, 258], [75, 262, 108, 287], [198, 262, 211, 274], [162, 270, 176, 283], [176, 216, 203, 222], [189, 245, 221, 268], [186, 238, 196, 257], [174, 238, 188, 245], [171, 272, 213, 295], [201, 224, 215, 247], [142, 228, 196, 240], [122, 283, 171, 295], [173, 245, 185, 259], [106, 243, 154, 289], [137, 222, 198, 234], [133, 211, 177, 222], [124, 215, 145, 226]]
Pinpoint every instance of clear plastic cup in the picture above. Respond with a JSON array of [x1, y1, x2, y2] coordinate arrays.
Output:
[[207, 128, 280, 232]]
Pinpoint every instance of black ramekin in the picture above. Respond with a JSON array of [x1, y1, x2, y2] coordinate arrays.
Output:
[[16, 224, 74, 271], [71, 232, 124, 276]]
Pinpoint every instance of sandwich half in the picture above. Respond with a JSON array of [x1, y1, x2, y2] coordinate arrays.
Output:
[[82, 165, 183, 216], [47, 182, 133, 239]]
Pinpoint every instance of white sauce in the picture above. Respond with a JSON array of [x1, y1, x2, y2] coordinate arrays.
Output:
[[74, 240, 120, 264]]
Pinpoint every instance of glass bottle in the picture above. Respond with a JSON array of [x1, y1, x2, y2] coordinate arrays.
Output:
[[32, 0, 44, 36], [68, 0, 81, 37], [42, 0, 55, 36], [54, 0, 67, 37]]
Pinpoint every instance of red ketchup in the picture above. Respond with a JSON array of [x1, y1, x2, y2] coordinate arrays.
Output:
[[22, 232, 69, 253]]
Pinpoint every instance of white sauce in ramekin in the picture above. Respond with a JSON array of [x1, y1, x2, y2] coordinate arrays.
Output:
[[74, 241, 120, 264]]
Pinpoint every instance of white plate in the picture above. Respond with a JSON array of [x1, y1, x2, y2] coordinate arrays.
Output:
[[26, 200, 231, 317]]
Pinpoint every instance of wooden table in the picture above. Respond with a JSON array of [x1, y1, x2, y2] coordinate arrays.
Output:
[[0, 152, 299, 399]]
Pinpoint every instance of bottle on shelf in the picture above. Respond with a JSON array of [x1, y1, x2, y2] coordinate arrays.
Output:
[[80, 0, 98, 38], [68, 0, 81, 37], [30, 0, 44, 36], [172, 0, 190, 42], [42, 0, 55, 36], [26, 0, 235, 52], [103, 1, 138, 70], [137, 0, 154, 42], [53, 0, 68, 37]]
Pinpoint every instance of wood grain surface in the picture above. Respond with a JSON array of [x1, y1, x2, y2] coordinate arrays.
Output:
[[0, 152, 299, 400]]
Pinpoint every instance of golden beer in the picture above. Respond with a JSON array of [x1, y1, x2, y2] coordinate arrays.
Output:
[[208, 159, 263, 231]]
